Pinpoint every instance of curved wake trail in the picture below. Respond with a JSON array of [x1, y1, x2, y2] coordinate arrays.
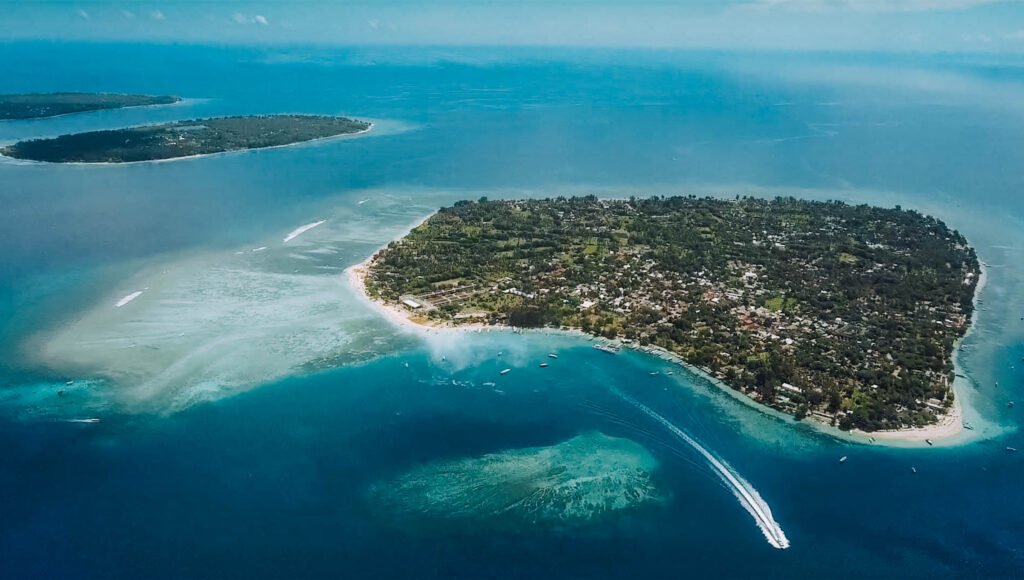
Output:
[[610, 387, 790, 549]]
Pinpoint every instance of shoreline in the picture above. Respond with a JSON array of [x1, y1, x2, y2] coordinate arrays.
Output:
[[345, 210, 495, 337], [344, 220, 987, 447], [0, 121, 374, 166], [0, 95, 185, 123]]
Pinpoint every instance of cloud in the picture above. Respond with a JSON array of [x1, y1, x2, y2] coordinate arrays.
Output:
[[738, 0, 1020, 12], [961, 32, 994, 42], [151, 10, 165, 20], [120, 10, 135, 19], [75, 8, 89, 20], [233, 12, 269, 25], [1006, 29, 1024, 39]]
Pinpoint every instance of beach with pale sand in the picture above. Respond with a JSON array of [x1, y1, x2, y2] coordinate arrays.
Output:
[[347, 258, 489, 335]]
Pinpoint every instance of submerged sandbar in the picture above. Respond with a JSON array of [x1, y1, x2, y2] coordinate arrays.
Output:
[[370, 432, 661, 531]]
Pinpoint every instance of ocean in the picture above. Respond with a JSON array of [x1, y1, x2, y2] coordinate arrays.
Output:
[[1, 43, 1023, 578]]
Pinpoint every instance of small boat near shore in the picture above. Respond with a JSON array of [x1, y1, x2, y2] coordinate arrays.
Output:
[[500, 368, 511, 375], [539, 363, 548, 368], [1007, 447, 1018, 453], [548, 354, 558, 359], [67, 418, 100, 424], [839, 456, 847, 464], [964, 422, 974, 430], [925, 439, 934, 446]]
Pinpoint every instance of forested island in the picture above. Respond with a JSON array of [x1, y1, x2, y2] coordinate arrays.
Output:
[[0, 115, 371, 163], [363, 196, 980, 432], [0, 93, 180, 120]]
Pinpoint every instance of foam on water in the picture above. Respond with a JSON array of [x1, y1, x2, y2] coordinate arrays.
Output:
[[283, 220, 326, 243], [114, 290, 144, 308]]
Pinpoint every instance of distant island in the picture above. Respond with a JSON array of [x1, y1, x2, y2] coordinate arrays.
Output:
[[355, 196, 980, 433], [0, 92, 180, 120], [0, 115, 372, 163]]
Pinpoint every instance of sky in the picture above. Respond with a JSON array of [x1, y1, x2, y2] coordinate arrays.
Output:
[[1, 0, 1024, 53]]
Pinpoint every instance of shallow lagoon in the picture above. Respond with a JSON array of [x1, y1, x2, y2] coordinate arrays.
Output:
[[2, 43, 1024, 577]]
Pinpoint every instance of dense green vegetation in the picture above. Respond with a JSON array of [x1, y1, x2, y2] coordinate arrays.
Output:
[[366, 196, 980, 432], [0, 93, 180, 120], [1, 115, 371, 163]]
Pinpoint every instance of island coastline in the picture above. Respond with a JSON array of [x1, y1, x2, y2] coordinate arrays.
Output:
[[345, 205, 988, 447], [0, 122, 374, 166], [0, 92, 182, 121], [0, 116, 374, 165]]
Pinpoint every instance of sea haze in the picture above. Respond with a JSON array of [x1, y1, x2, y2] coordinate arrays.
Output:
[[1, 43, 1023, 578]]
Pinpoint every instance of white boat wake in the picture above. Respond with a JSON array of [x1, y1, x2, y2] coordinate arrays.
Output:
[[283, 220, 326, 243], [610, 387, 790, 549]]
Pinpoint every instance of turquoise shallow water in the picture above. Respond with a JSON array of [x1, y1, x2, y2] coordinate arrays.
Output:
[[1, 43, 1024, 577]]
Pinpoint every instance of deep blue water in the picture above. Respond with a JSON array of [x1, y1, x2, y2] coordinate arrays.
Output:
[[2, 43, 1024, 578]]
